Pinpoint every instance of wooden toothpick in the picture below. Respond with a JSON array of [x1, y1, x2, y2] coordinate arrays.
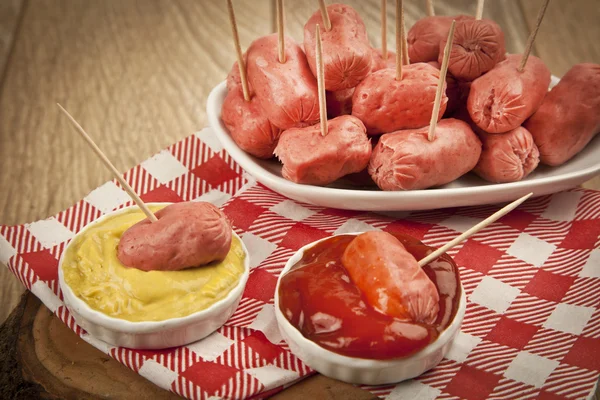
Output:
[[518, 0, 550, 72], [418, 193, 533, 267], [395, 0, 404, 80], [475, 0, 485, 20], [277, 0, 286, 63], [381, 0, 387, 60], [402, 11, 409, 65], [427, 20, 455, 142], [57, 104, 158, 223], [426, 0, 435, 17], [318, 0, 332, 31], [227, 0, 250, 102], [315, 25, 328, 136]]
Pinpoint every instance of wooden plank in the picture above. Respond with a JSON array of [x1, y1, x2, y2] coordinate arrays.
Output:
[[0, 0, 26, 325], [519, 0, 600, 77], [0, 0, 24, 79], [1, 292, 182, 399], [0, 0, 269, 228]]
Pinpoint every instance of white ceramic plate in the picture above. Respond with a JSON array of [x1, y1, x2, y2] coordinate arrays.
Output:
[[206, 78, 600, 211]]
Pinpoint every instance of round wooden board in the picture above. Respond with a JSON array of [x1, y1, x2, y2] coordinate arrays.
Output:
[[0, 292, 376, 399]]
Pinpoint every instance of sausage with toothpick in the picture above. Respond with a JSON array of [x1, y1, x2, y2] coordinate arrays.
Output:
[[368, 119, 481, 190], [342, 231, 440, 323], [118, 202, 232, 272], [274, 115, 371, 185], [326, 48, 397, 119], [467, 54, 551, 133], [352, 63, 447, 135], [247, 34, 320, 130], [407, 15, 473, 63], [304, 4, 373, 91], [438, 18, 506, 82], [221, 87, 282, 159]]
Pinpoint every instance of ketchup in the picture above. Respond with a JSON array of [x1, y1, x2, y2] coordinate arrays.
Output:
[[278, 233, 461, 360]]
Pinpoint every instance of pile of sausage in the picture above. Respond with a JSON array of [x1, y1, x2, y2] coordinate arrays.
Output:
[[221, 3, 600, 190]]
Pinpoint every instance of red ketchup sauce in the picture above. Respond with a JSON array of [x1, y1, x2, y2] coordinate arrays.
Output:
[[278, 233, 461, 360]]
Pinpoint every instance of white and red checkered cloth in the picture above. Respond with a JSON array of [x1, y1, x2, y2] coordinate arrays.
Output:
[[2, 127, 600, 399]]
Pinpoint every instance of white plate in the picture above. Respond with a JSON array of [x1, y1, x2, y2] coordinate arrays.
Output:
[[207, 78, 600, 211]]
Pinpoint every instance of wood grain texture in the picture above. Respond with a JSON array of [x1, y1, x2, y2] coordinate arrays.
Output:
[[0, 0, 23, 78], [519, 0, 600, 77], [0, 0, 598, 377], [0, 0, 26, 329], [1, 292, 181, 399]]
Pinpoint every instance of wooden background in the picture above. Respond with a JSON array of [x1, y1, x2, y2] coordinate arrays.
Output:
[[0, 0, 599, 327]]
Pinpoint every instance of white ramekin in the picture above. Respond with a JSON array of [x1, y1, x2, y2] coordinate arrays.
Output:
[[274, 232, 466, 385], [58, 203, 250, 350]]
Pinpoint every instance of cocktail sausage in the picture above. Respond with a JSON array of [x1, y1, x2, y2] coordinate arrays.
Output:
[[247, 34, 320, 130], [524, 63, 600, 166], [468, 54, 551, 133], [304, 4, 373, 91], [369, 119, 481, 190]]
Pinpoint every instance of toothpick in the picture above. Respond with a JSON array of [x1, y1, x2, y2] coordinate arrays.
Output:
[[418, 193, 533, 267], [427, 20, 455, 142], [395, 0, 403, 80], [475, 0, 485, 20], [227, 0, 250, 101], [402, 12, 409, 65], [277, 0, 286, 63], [518, 0, 550, 72], [315, 25, 328, 136], [57, 104, 158, 223], [318, 0, 332, 31], [426, 0, 435, 16], [381, 0, 387, 59]]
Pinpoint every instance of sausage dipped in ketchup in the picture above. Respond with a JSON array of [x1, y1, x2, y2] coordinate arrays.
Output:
[[278, 231, 461, 359]]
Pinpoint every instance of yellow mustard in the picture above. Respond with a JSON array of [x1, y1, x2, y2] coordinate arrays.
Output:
[[61, 206, 246, 322]]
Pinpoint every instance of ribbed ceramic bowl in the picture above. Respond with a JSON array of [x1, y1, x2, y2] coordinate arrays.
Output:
[[274, 232, 466, 385], [58, 203, 250, 350]]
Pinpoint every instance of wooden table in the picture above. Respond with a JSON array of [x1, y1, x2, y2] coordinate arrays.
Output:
[[1, 0, 599, 398]]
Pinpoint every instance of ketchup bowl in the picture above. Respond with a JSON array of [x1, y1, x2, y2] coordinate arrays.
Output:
[[58, 203, 250, 350], [274, 232, 466, 385]]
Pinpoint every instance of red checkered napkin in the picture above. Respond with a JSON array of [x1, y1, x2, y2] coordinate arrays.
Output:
[[2, 127, 600, 400]]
